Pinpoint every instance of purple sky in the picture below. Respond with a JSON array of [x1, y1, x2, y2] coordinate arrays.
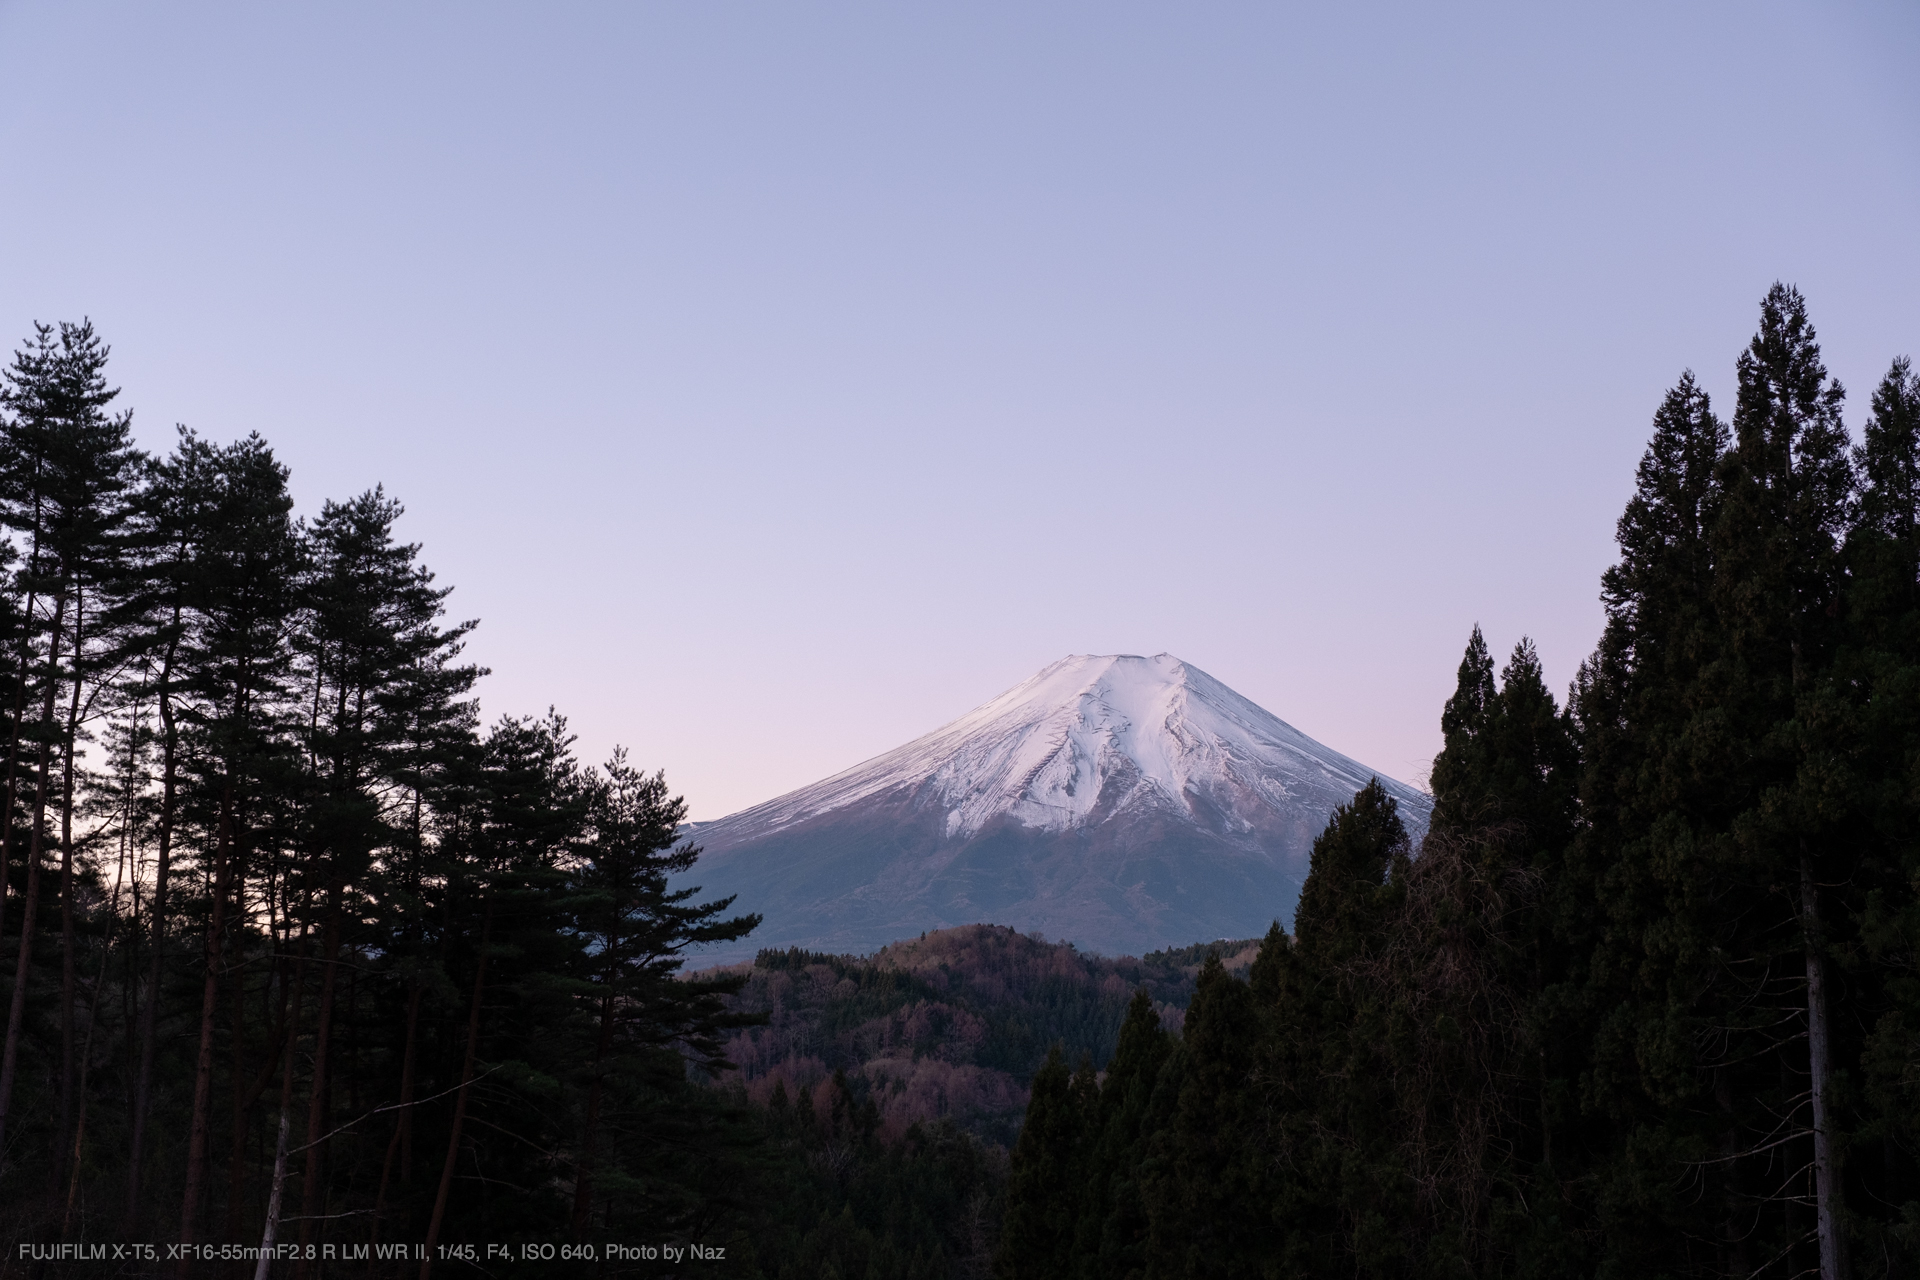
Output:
[[3, 2, 1917, 818]]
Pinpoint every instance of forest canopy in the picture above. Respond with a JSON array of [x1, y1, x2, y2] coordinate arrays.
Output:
[[0, 321, 769, 1274], [994, 285, 1920, 1280]]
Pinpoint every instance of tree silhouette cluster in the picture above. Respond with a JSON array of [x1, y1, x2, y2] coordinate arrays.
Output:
[[997, 286, 1920, 1280], [0, 322, 765, 1274]]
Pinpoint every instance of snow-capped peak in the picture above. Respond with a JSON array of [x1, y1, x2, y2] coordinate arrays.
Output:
[[701, 653, 1424, 847]]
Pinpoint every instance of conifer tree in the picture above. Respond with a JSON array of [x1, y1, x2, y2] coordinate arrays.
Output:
[[286, 487, 478, 1263], [1575, 286, 1873, 1277], [1244, 922, 1329, 1274], [1569, 364, 1735, 1273], [172, 432, 301, 1271], [1146, 953, 1273, 1278], [0, 320, 141, 1182], [1430, 626, 1498, 834], [566, 749, 760, 1234], [1073, 988, 1172, 1280], [995, 1044, 1085, 1280], [1263, 782, 1410, 1273], [1841, 354, 1920, 1263], [1712, 283, 1855, 1280], [118, 429, 221, 1229], [1292, 778, 1406, 966], [417, 712, 588, 1273]]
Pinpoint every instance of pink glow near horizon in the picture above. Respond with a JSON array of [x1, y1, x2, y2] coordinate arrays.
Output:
[[2, 3, 1916, 819]]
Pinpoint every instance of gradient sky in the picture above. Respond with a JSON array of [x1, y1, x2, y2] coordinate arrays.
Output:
[[3, 2, 1916, 819]]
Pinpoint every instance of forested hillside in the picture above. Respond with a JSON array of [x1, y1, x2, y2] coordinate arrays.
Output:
[[706, 925, 1247, 1144], [996, 286, 1920, 1280]]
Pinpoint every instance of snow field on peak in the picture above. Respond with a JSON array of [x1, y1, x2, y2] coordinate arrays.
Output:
[[704, 653, 1422, 846]]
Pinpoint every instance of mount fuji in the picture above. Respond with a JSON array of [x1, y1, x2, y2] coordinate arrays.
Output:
[[682, 654, 1430, 961]]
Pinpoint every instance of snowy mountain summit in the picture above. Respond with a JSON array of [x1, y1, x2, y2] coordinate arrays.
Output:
[[686, 654, 1430, 962]]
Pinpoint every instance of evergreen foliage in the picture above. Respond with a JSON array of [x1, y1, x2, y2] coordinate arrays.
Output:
[[7, 288, 1919, 1277], [0, 322, 783, 1275], [999, 285, 1920, 1280]]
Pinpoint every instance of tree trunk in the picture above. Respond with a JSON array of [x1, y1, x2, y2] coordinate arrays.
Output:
[[372, 973, 427, 1250], [124, 616, 181, 1230], [419, 893, 492, 1280], [0, 590, 64, 1157], [1802, 852, 1848, 1280], [400, 979, 423, 1183], [226, 882, 253, 1250], [256, 929, 309, 1280], [570, 991, 617, 1236], [295, 886, 345, 1277], [62, 831, 127, 1237], [53, 587, 84, 1188], [176, 789, 239, 1277], [252, 1107, 293, 1280], [0, 569, 43, 957]]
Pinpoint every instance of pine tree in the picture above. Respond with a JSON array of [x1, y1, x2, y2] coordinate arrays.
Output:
[[0, 319, 141, 1196], [1271, 781, 1410, 1274], [565, 748, 761, 1235], [1712, 283, 1855, 1280], [117, 428, 222, 1231], [1570, 365, 1735, 1273], [1416, 635, 1581, 1275], [995, 1043, 1084, 1280], [1430, 626, 1499, 834], [1146, 953, 1273, 1278], [1840, 354, 1920, 1266], [1576, 285, 1865, 1277], [285, 487, 479, 1262], [1244, 922, 1331, 1274], [1292, 778, 1407, 966], [171, 432, 301, 1271], [1074, 988, 1172, 1280]]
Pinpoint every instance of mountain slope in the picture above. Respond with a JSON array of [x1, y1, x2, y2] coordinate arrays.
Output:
[[684, 653, 1429, 960], [703, 924, 1244, 1143]]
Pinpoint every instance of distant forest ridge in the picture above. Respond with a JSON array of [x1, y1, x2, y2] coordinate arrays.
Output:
[[695, 924, 1263, 1145]]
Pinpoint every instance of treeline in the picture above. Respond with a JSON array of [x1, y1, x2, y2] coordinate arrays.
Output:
[[715, 925, 1216, 1145], [0, 321, 770, 1273], [749, 1072, 1005, 1280], [997, 286, 1920, 1280]]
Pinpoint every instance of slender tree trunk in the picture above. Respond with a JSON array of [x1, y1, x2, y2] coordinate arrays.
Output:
[[1713, 1068, 1750, 1279], [0, 571, 43, 953], [252, 1108, 292, 1280], [218, 941, 295, 1280], [1802, 852, 1847, 1280], [348, 961, 360, 1114], [295, 885, 345, 1277], [0, 590, 64, 1158], [401, 981, 422, 1183], [0, 486, 48, 955], [390, 773, 430, 1195], [176, 789, 239, 1277], [226, 873, 253, 1249], [570, 990, 618, 1236], [397, 980, 426, 1180], [419, 893, 492, 1280], [62, 827, 127, 1236], [54, 587, 85, 1189], [124, 620, 181, 1230], [256, 925, 309, 1280], [373, 972, 427, 1251]]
